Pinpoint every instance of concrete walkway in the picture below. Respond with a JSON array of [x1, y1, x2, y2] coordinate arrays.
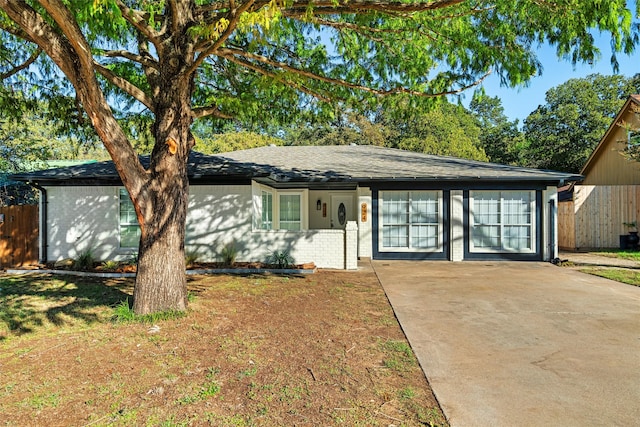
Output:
[[372, 261, 640, 427]]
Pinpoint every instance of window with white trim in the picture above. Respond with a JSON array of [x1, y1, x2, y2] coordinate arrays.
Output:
[[261, 190, 273, 230], [119, 188, 140, 248], [279, 193, 301, 230], [470, 190, 534, 252], [253, 183, 307, 231], [380, 191, 441, 251]]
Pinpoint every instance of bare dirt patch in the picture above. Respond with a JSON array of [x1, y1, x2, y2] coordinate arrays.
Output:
[[0, 270, 447, 426]]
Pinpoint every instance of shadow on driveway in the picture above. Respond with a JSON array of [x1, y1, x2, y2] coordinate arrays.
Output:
[[373, 261, 640, 427]]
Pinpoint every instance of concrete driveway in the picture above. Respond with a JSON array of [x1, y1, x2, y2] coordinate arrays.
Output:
[[372, 261, 640, 427]]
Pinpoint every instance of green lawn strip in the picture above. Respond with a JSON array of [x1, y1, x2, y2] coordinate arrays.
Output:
[[592, 250, 640, 262], [580, 267, 640, 287]]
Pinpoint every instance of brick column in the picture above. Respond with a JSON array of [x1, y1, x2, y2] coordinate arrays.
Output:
[[345, 221, 358, 270]]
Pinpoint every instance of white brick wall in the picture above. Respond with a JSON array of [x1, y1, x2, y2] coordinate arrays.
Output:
[[45, 184, 349, 269], [46, 186, 129, 261], [450, 190, 464, 261]]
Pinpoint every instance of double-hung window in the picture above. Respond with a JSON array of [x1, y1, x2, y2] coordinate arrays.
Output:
[[278, 193, 301, 230], [380, 191, 441, 251], [470, 190, 535, 252], [119, 188, 141, 248]]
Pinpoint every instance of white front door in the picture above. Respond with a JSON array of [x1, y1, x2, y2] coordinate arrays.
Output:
[[331, 195, 354, 229]]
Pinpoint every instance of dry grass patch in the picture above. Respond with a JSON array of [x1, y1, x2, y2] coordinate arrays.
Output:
[[0, 271, 447, 426]]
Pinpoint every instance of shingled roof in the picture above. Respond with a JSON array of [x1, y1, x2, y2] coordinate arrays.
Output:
[[10, 145, 581, 186]]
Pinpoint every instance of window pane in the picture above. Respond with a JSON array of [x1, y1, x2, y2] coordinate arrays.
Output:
[[473, 225, 501, 249], [383, 192, 409, 225], [279, 194, 301, 230], [383, 225, 408, 247], [503, 192, 531, 225], [261, 191, 273, 230], [504, 225, 531, 250], [119, 189, 140, 248], [411, 191, 438, 224], [120, 225, 141, 248], [411, 224, 437, 248], [473, 192, 500, 224]]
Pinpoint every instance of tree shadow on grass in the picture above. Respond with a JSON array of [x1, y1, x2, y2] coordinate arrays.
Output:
[[0, 274, 133, 340]]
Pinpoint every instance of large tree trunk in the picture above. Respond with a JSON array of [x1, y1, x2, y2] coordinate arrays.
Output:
[[132, 172, 190, 315], [132, 65, 195, 315]]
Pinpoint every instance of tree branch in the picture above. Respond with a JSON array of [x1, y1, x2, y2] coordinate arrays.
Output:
[[188, 0, 259, 75], [192, 105, 234, 119], [0, 47, 42, 80], [0, 0, 148, 195], [96, 49, 159, 70], [216, 52, 333, 103], [114, 0, 164, 55], [93, 62, 155, 112], [217, 47, 490, 98]]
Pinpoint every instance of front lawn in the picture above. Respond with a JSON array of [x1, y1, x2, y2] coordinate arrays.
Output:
[[0, 272, 447, 426]]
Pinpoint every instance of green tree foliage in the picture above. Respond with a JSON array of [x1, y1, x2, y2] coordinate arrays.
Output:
[[195, 130, 282, 153], [0, 1, 637, 314], [286, 101, 487, 160], [522, 73, 640, 173], [384, 101, 488, 161], [469, 94, 525, 165]]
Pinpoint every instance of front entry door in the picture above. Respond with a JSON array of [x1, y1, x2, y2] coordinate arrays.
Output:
[[331, 195, 354, 229]]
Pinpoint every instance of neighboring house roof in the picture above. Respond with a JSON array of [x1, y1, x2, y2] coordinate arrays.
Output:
[[10, 145, 581, 187], [580, 95, 640, 183]]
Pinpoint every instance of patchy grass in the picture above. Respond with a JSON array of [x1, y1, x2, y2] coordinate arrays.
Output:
[[580, 267, 640, 287], [592, 250, 640, 262], [0, 271, 447, 426]]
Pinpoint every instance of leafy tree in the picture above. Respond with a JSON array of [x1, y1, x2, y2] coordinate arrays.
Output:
[[284, 108, 389, 147], [381, 101, 488, 160], [0, 1, 637, 314], [469, 94, 525, 165], [522, 73, 640, 173], [195, 130, 282, 153]]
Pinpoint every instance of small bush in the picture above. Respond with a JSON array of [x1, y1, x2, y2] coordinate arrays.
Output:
[[101, 260, 120, 271], [73, 249, 95, 270], [185, 251, 200, 268], [266, 250, 295, 269], [220, 242, 238, 266]]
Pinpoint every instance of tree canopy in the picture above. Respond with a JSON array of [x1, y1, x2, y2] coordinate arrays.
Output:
[[1, 0, 638, 313], [522, 73, 640, 173]]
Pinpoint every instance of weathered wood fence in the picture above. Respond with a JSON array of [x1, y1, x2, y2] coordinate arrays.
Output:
[[0, 204, 39, 268], [558, 185, 640, 250]]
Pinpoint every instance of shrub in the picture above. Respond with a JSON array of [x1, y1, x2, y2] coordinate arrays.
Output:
[[101, 260, 120, 271], [220, 242, 237, 266], [73, 249, 95, 271], [266, 250, 295, 269], [185, 250, 200, 268]]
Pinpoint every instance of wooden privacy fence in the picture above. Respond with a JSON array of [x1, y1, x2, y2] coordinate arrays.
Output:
[[558, 185, 640, 250], [0, 204, 39, 268]]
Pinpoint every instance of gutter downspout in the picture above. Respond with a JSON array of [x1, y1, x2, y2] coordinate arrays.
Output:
[[31, 183, 47, 264]]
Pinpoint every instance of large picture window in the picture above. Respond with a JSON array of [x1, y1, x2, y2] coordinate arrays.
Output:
[[380, 191, 441, 251], [470, 191, 534, 252], [119, 188, 140, 248]]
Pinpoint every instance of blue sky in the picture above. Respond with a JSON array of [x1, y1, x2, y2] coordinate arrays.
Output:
[[468, 37, 639, 123]]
